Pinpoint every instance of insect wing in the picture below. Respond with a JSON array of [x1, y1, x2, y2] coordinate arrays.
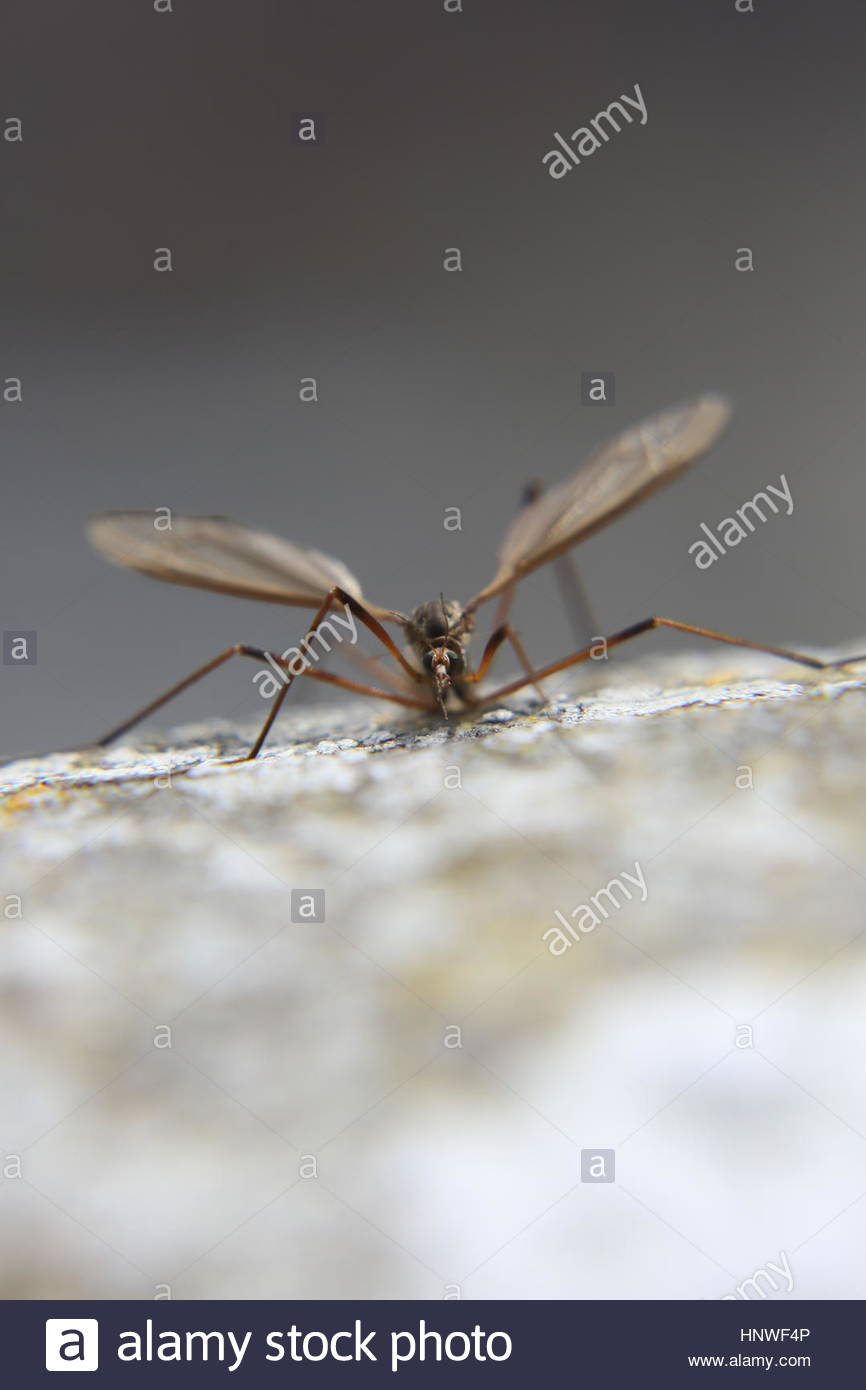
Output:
[[468, 395, 731, 609], [86, 512, 384, 611]]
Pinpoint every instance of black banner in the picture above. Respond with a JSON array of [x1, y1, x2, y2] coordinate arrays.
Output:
[[11, 1300, 852, 1386]]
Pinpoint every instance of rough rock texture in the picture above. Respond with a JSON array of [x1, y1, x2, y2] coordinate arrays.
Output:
[[2, 651, 866, 1299]]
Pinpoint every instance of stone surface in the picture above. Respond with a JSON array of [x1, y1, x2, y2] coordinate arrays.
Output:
[[2, 651, 866, 1298]]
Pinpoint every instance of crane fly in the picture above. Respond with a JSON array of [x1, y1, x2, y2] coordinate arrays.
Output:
[[86, 395, 855, 760]]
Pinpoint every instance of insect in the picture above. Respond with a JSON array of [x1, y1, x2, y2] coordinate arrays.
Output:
[[86, 395, 854, 760]]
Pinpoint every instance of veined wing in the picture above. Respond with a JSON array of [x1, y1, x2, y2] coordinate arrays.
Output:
[[466, 395, 731, 611], [86, 512, 401, 621]]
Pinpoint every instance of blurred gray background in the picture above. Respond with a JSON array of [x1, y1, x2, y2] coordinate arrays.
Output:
[[3, 0, 866, 757]]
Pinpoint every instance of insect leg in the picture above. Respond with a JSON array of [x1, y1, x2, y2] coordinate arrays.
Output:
[[463, 623, 549, 704], [246, 587, 424, 759], [515, 480, 599, 645], [291, 666, 430, 709], [341, 644, 420, 696], [95, 643, 275, 747], [477, 615, 858, 705], [95, 638, 429, 760]]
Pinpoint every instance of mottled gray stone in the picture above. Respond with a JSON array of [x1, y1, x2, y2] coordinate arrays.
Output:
[[2, 651, 866, 1298]]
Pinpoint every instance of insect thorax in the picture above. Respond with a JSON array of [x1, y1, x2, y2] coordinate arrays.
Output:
[[407, 599, 466, 642]]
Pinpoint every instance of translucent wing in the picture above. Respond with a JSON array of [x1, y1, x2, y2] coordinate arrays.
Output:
[[86, 512, 400, 621], [467, 395, 731, 611]]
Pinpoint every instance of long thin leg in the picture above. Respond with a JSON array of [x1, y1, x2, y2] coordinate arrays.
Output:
[[299, 665, 428, 709], [342, 644, 419, 696], [551, 552, 599, 650], [516, 480, 599, 645], [465, 625, 527, 684], [95, 626, 428, 759], [491, 483, 550, 631], [476, 615, 859, 706], [462, 624, 548, 704], [96, 643, 270, 747], [491, 583, 517, 634], [507, 626, 548, 703], [246, 587, 424, 759]]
